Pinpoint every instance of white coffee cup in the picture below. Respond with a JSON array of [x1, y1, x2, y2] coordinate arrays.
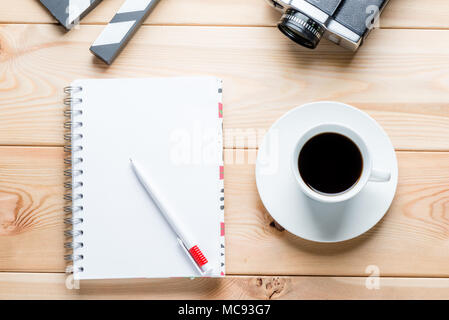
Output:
[[291, 123, 391, 203]]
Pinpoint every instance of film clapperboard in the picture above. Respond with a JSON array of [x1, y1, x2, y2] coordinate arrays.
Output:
[[40, 0, 161, 64]]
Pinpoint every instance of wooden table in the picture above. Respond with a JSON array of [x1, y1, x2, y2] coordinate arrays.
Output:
[[1, 0, 449, 300]]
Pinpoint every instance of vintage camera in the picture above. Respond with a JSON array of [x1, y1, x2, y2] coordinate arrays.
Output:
[[267, 0, 390, 51]]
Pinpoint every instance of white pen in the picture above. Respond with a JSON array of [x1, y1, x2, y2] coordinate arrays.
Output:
[[130, 158, 212, 276]]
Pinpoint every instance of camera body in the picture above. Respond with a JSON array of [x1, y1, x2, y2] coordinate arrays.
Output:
[[267, 0, 390, 51]]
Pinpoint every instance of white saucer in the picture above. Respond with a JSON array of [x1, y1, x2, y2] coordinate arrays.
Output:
[[255, 102, 398, 243]]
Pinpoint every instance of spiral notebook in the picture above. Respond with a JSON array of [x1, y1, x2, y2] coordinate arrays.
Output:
[[64, 77, 225, 280]]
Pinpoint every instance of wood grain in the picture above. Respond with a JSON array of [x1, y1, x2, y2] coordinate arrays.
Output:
[[226, 150, 449, 277], [0, 147, 65, 272], [1, 0, 449, 29], [1, 24, 449, 149], [1, 147, 448, 277], [1, 273, 449, 300], [1, 0, 449, 299]]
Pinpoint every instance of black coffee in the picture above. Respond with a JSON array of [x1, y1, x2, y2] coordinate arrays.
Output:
[[298, 132, 363, 194]]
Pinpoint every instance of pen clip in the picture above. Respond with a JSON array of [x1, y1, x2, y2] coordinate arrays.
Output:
[[177, 238, 204, 276]]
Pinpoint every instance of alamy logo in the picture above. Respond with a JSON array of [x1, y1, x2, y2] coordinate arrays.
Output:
[[65, 265, 80, 290], [66, 0, 91, 29], [365, 265, 380, 290], [169, 122, 222, 166], [366, 5, 381, 30]]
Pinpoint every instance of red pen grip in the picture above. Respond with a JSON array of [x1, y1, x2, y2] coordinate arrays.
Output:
[[189, 245, 208, 267]]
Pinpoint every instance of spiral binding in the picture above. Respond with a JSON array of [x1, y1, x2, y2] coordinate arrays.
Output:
[[64, 85, 85, 273]]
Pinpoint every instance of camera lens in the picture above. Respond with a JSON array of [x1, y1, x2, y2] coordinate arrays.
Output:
[[278, 9, 324, 49]]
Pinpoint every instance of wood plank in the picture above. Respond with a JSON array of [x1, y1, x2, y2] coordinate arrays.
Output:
[[1, 147, 449, 277], [0, 147, 65, 272], [1, 0, 449, 29], [1, 25, 449, 150], [0, 0, 279, 26], [226, 150, 449, 277], [1, 273, 449, 300]]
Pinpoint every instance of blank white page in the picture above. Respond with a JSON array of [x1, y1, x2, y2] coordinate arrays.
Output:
[[69, 77, 224, 280]]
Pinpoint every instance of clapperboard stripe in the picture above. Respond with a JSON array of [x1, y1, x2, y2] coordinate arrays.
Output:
[[90, 0, 160, 64], [40, 0, 102, 30]]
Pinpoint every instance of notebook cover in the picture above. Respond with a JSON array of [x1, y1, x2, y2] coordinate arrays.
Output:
[[64, 77, 225, 280]]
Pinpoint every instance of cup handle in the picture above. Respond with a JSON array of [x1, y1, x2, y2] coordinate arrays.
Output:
[[369, 168, 391, 182]]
